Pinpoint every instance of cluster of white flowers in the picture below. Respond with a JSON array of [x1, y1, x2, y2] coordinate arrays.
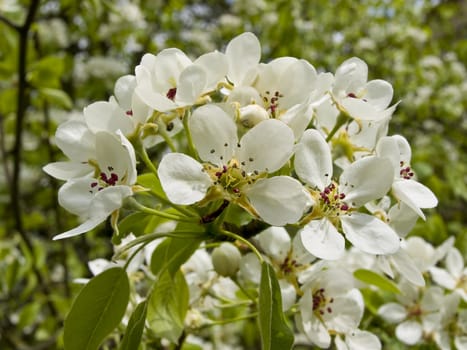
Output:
[[44, 32, 464, 349]]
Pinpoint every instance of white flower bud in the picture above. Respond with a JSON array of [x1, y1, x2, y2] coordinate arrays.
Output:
[[212, 242, 242, 277], [239, 104, 270, 127]]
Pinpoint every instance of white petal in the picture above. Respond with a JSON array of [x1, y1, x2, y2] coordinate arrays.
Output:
[[193, 51, 228, 90], [95, 132, 133, 184], [395, 320, 422, 345], [345, 330, 381, 350], [300, 219, 345, 260], [238, 119, 294, 173], [189, 104, 237, 165], [277, 59, 317, 108], [55, 119, 95, 161], [84, 101, 134, 135], [294, 129, 332, 190], [390, 250, 425, 287], [279, 280, 296, 312], [392, 179, 438, 219], [377, 303, 407, 323], [154, 48, 192, 87], [114, 74, 136, 110], [245, 176, 311, 226], [279, 100, 313, 140], [446, 248, 464, 277], [333, 57, 368, 96], [158, 153, 211, 205], [255, 226, 291, 262], [341, 213, 400, 255], [429, 267, 457, 290], [340, 98, 387, 121], [54, 186, 132, 240], [388, 202, 419, 237], [43, 161, 93, 180], [58, 178, 96, 217], [322, 296, 361, 333], [134, 65, 176, 112], [364, 79, 393, 110], [225, 32, 261, 86], [176, 65, 207, 105], [340, 156, 393, 207]]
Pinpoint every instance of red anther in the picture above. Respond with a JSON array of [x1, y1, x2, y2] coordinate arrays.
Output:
[[347, 92, 357, 98], [166, 87, 177, 100], [91, 182, 98, 188], [341, 204, 349, 211], [126, 110, 133, 116]]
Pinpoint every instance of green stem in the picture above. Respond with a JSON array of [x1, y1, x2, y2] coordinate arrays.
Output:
[[325, 112, 349, 142], [137, 141, 158, 176], [129, 198, 199, 223], [200, 312, 259, 328], [182, 109, 197, 158], [219, 229, 264, 264], [156, 119, 176, 152]]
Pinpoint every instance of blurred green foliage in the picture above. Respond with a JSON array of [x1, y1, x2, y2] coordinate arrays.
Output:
[[0, 0, 465, 348]]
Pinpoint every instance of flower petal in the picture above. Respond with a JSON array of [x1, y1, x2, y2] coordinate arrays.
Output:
[[114, 74, 136, 110], [294, 129, 332, 190], [193, 51, 228, 90], [84, 100, 134, 135], [176, 65, 207, 105], [378, 302, 407, 323], [395, 320, 422, 345], [43, 161, 93, 180], [58, 177, 96, 217], [392, 179, 438, 220], [134, 65, 176, 112], [254, 226, 291, 262], [333, 57, 368, 96], [158, 153, 212, 205], [390, 250, 425, 287], [225, 32, 261, 86], [189, 104, 237, 165], [340, 156, 393, 207], [238, 119, 294, 173], [300, 219, 345, 260], [55, 120, 95, 161], [341, 213, 400, 255], [364, 79, 393, 110], [245, 176, 311, 226], [345, 330, 382, 350]]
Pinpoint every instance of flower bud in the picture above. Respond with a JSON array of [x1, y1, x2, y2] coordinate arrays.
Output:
[[239, 104, 270, 127], [211, 242, 242, 277]]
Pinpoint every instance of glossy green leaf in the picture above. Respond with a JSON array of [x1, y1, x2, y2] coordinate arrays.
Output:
[[150, 236, 203, 277], [118, 212, 154, 237], [137, 173, 167, 199], [119, 300, 148, 350], [147, 269, 188, 344], [353, 269, 401, 294], [258, 262, 294, 350], [64, 267, 130, 350]]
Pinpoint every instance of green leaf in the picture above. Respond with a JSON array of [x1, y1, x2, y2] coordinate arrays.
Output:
[[118, 212, 154, 237], [119, 301, 148, 350], [353, 269, 401, 294], [28, 55, 65, 88], [147, 270, 189, 344], [150, 236, 203, 277], [258, 262, 294, 350], [39, 88, 73, 109], [64, 267, 130, 350], [137, 173, 167, 199]]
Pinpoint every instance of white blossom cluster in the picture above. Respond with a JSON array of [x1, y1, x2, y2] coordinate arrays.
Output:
[[44, 32, 465, 349]]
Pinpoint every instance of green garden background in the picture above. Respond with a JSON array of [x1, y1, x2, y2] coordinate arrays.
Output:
[[0, 0, 466, 348]]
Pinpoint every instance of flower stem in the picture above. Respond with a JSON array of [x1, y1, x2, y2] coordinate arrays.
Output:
[[219, 229, 264, 264], [182, 109, 197, 159], [129, 198, 199, 223], [200, 312, 259, 329]]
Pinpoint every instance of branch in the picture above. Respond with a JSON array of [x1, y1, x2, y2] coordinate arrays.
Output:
[[9, 0, 59, 318], [0, 14, 20, 31]]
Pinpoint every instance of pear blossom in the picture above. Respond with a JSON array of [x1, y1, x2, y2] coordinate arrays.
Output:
[[53, 131, 137, 239], [331, 57, 398, 121], [297, 268, 363, 348], [378, 281, 444, 346], [135, 48, 227, 112], [334, 330, 382, 350], [430, 247, 467, 301], [158, 104, 311, 226], [376, 134, 438, 219], [294, 129, 400, 259]]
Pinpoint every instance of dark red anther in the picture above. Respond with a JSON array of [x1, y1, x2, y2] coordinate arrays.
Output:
[[341, 204, 349, 211], [347, 92, 357, 98], [339, 193, 346, 199], [166, 87, 177, 101], [100, 172, 108, 181], [233, 188, 240, 193], [126, 110, 133, 116], [91, 182, 98, 188]]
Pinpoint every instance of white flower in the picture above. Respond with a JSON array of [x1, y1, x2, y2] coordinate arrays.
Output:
[[294, 129, 400, 259], [430, 247, 467, 302], [297, 268, 363, 348], [334, 330, 381, 350], [378, 282, 444, 346], [53, 131, 137, 240], [376, 134, 438, 219], [158, 104, 311, 226], [331, 57, 398, 121], [135, 48, 227, 112]]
